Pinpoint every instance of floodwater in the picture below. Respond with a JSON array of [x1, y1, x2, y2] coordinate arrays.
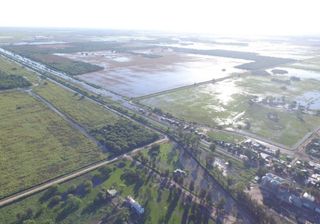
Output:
[[295, 91, 320, 110], [161, 39, 317, 60], [13, 41, 67, 46], [65, 51, 250, 97]]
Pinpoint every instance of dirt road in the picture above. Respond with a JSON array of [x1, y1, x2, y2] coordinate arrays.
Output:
[[0, 137, 168, 208]]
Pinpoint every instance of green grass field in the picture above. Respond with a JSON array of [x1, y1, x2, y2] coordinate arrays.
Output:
[[0, 159, 212, 224], [139, 142, 181, 173], [34, 81, 118, 130], [141, 75, 320, 147], [0, 91, 106, 198]]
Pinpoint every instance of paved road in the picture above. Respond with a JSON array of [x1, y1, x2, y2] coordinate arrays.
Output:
[[290, 127, 320, 165], [0, 137, 168, 208]]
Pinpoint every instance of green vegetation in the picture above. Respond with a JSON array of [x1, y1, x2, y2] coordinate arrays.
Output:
[[4, 43, 105, 76], [34, 81, 118, 129], [0, 92, 105, 198], [0, 160, 212, 224], [91, 120, 160, 155], [141, 75, 320, 147], [0, 71, 31, 90], [37, 55, 102, 76], [241, 103, 320, 147], [137, 142, 181, 173]]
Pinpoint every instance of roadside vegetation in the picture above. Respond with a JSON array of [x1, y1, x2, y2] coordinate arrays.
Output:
[[0, 92, 105, 198], [0, 159, 213, 224]]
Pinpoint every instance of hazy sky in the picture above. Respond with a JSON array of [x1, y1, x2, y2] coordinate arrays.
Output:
[[1, 0, 319, 36]]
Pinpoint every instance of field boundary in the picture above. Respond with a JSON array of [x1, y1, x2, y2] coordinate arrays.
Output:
[[133, 75, 235, 101]]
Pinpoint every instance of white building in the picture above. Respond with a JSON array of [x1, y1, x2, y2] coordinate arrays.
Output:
[[126, 196, 144, 214]]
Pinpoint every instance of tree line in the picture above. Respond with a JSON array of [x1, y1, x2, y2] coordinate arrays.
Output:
[[0, 71, 31, 90]]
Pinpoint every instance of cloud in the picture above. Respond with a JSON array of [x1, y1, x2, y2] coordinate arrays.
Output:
[[0, 0, 319, 36]]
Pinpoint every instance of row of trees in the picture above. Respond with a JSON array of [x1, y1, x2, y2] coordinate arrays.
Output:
[[173, 129, 278, 224]]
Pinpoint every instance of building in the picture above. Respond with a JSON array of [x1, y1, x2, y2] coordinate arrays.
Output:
[[173, 169, 187, 176], [126, 196, 144, 214], [107, 189, 118, 198], [260, 173, 287, 192]]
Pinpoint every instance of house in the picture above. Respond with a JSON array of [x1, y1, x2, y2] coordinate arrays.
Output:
[[107, 189, 118, 198], [260, 173, 286, 192], [126, 196, 144, 214], [302, 192, 316, 209], [260, 152, 271, 161], [173, 169, 187, 176]]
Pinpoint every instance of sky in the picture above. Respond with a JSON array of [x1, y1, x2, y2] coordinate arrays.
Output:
[[1, 0, 319, 36]]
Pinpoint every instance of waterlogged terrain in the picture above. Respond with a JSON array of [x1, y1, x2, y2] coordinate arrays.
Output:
[[58, 50, 249, 97], [141, 74, 320, 147]]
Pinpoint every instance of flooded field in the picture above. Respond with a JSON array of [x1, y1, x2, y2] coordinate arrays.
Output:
[[140, 74, 320, 147], [295, 91, 320, 110], [163, 38, 320, 60], [58, 49, 249, 97]]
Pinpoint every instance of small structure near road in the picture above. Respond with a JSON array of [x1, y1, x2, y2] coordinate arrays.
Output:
[[173, 169, 187, 176]]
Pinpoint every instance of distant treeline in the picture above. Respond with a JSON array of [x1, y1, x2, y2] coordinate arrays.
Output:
[[0, 71, 31, 90], [91, 119, 159, 155]]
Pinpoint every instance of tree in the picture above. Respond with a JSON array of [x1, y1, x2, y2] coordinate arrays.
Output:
[[94, 190, 107, 204], [67, 184, 77, 193], [256, 167, 267, 178], [216, 197, 226, 210], [65, 194, 82, 211], [49, 195, 61, 207], [149, 144, 160, 158], [189, 180, 195, 192], [83, 180, 93, 194], [209, 143, 216, 152], [23, 220, 36, 224]]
